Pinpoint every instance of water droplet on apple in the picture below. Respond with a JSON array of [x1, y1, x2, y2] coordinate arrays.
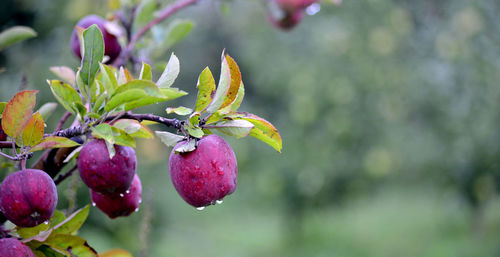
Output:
[[306, 3, 321, 15], [125, 190, 130, 194], [134, 208, 139, 212], [44, 221, 50, 225], [196, 206, 205, 211], [119, 193, 124, 197], [216, 200, 223, 204], [92, 202, 96, 207]]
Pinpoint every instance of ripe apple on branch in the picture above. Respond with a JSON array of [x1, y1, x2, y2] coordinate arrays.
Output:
[[0, 0, 287, 255]]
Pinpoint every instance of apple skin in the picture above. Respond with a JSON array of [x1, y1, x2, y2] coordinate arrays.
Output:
[[275, 0, 316, 11], [0, 238, 35, 257], [0, 169, 57, 227], [268, 9, 304, 30], [90, 174, 142, 219], [169, 135, 238, 208], [70, 15, 122, 63], [78, 139, 137, 195]]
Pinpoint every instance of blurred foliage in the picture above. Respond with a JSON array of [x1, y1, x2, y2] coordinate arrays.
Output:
[[1, 0, 500, 256]]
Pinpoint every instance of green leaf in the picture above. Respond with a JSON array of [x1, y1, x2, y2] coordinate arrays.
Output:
[[133, 0, 157, 31], [49, 80, 82, 115], [76, 69, 89, 103], [91, 123, 135, 148], [206, 55, 231, 113], [0, 102, 6, 118], [219, 55, 242, 109], [187, 126, 204, 138], [105, 88, 148, 112], [98, 63, 118, 95], [174, 139, 196, 153], [157, 53, 179, 88], [113, 119, 154, 139], [21, 112, 44, 147], [17, 222, 49, 239], [139, 62, 152, 80], [50, 66, 76, 86], [195, 67, 216, 113], [37, 102, 58, 121], [45, 234, 98, 257], [0, 26, 37, 51], [155, 131, 184, 147], [2, 90, 38, 138], [205, 111, 224, 124], [163, 20, 194, 49], [53, 205, 90, 235], [160, 88, 188, 100], [229, 112, 282, 152], [166, 106, 192, 116], [80, 24, 104, 86], [205, 119, 253, 138], [29, 136, 81, 153]]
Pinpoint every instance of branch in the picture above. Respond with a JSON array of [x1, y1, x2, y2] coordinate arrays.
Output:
[[113, 0, 200, 66], [107, 113, 182, 128], [54, 111, 72, 133], [54, 165, 78, 185]]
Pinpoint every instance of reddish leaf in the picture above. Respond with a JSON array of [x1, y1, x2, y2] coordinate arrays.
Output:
[[1, 90, 38, 138], [219, 54, 242, 109]]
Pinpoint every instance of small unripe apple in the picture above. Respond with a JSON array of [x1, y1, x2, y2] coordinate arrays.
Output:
[[0, 169, 57, 227], [0, 238, 35, 257], [169, 135, 238, 208], [78, 139, 137, 195], [90, 174, 142, 219], [70, 15, 122, 63]]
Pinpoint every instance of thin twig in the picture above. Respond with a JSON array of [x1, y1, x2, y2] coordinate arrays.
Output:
[[54, 111, 72, 133], [0, 151, 20, 161], [113, 0, 200, 66], [54, 165, 78, 185]]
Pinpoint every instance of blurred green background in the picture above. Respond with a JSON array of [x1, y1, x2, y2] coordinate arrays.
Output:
[[1, 0, 500, 256]]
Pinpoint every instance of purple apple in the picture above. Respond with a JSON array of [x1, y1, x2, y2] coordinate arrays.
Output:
[[169, 135, 238, 208], [0, 169, 57, 227]]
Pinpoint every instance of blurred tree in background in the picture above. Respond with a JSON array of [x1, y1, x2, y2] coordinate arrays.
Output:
[[1, 0, 500, 256]]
